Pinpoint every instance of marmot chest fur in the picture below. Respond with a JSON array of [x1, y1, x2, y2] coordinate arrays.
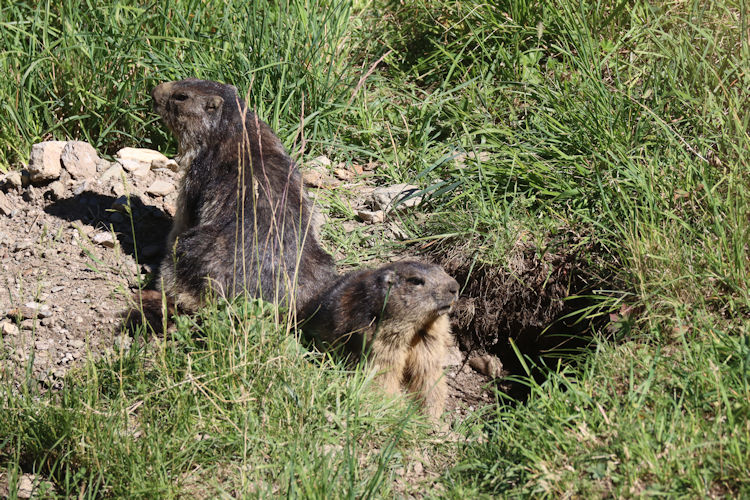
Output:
[[300, 260, 459, 419], [151, 78, 334, 313]]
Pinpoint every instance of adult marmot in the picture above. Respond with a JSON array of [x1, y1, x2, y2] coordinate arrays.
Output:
[[300, 261, 459, 419], [150, 78, 335, 314]]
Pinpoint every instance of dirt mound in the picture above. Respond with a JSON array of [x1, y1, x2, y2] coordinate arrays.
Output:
[[0, 143, 176, 388], [430, 235, 610, 392]]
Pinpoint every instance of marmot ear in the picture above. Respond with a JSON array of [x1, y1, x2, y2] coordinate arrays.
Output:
[[203, 95, 224, 113]]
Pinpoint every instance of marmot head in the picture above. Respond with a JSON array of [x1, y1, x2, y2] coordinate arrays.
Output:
[[375, 261, 459, 326], [151, 78, 240, 150]]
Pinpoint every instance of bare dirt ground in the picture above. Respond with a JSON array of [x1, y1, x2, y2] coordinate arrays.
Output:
[[0, 146, 495, 420], [0, 158, 176, 388]]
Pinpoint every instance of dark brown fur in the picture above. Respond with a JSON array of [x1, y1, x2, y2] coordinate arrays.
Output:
[[300, 261, 459, 419], [149, 78, 335, 316]]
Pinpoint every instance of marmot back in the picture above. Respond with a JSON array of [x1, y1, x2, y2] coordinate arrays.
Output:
[[300, 260, 459, 419], [151, 78, 335, 313]]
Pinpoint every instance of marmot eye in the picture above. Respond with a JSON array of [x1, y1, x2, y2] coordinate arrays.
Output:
[[407, 276, 425, 286], [173, 93, 189, 102]]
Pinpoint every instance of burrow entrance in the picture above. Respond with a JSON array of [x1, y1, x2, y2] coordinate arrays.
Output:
[[428, 235, 616, 403]]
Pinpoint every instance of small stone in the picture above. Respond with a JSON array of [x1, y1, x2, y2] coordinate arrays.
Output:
[[356, 209, 384, 224], [307, 155, 331, 167], [469, 354, 505, 378], [1, 320, 19, 336], [17, 474, 34, 499], [96, 158, 112, 172], [387, 222, 409, 240], [111, 182, 126, 197], [13, 240, 31, 252], [69, 339, 85, 349], [92, 232, 115, 248], [368, 184, 421, 212], [35, 339, 50, 350], [99, 163, 124, 182], [116, 147, 169, 169], [301, 169, 325, 188], [22, 186, 38, 203], [453, 151, 491, 169], [72, 180, 88, 196], [413, 461, 424, 476], [3, 171, 22, 190], [117, 158, 139, 173], [164, 202, 177, 217], [28, 141, 66, 183], [333, 167, 354, 181], [45, 180, 66, 200], [130, 164, 152, 178], [61, 141, 99, 179], [151, 156, 179, 172], [0, 191, 13, 216], [23, 301, 52, 319], [146, 179, 174, 197]]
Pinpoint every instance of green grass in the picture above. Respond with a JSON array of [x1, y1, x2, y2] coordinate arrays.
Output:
[[1, 0, 749, 497], [2, 299, 444, 498]]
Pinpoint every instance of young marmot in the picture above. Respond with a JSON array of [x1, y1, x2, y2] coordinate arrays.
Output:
[[150, 78, 335, 314], [300, 260, 459, 419]]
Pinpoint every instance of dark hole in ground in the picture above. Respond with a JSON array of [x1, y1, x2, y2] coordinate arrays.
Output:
[[429, 235, 616, 402]]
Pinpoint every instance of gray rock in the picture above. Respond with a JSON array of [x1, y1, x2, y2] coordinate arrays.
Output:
[[13, 240, 31, 252], [72, 180, 88, 195], [356, 209, 385, 224], [3, 171, 22, 190], [92, 232, 116, 248], [45, 180, 66, 200], [0, 191, 13, 216], [28, 141, 67, 183], [151, 156, 179, 172], [17, 474, 34, 499], [117, 158, 145, 173], [96, 158, 112, 172], [307, 155, 331, 167], [99, 163, 124, 182], [146, 179, 174, 197], [24, 301, 52, 319], [61, 141, 99, 179], [116, 147, 170, 174], [1, 320, 19, 336], [468, 354, 505, 378], [368, 184, 421, 212]]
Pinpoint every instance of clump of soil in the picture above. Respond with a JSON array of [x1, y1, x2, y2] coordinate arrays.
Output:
[[432, 235, 610, 396]]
